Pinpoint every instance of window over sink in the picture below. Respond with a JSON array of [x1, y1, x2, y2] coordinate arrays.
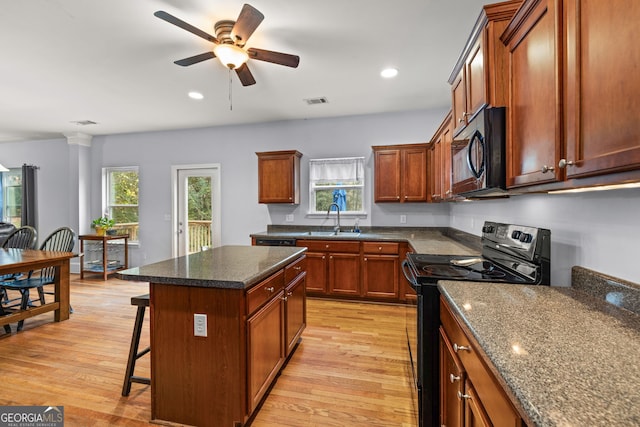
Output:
[[308, 157, 365, 215]]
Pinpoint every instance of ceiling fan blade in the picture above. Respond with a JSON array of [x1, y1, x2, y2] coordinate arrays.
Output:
[[235, 63, 256, 86], [174, 51, 216, 66], [231, 4, 264, 46], [154, 10, 218, 44], [247, 48, 300, 68]]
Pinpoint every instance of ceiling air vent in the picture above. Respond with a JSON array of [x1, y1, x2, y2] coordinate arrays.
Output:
[[304, 97, 328, 106], [70, 120, 98, 126]]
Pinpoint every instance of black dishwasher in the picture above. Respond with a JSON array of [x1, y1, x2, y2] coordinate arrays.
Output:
[[254, 237, 297, 246]]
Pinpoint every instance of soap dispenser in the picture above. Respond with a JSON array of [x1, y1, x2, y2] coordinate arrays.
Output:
[[353, 218, 361, 233]]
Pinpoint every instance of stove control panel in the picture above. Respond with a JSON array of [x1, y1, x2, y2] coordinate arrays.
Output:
[[481, 221, 550, 262]]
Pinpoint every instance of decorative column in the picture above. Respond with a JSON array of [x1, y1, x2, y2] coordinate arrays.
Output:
[[65, 132, 92, 273]]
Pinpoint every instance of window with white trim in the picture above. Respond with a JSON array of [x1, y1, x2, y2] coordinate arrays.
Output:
[[308, 157, 365, 214], [103, 167, 139, 242]]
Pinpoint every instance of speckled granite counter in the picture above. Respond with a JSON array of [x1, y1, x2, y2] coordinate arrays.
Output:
[[117, 245, 306, 289], [438, 279, 640, 426], [251, 226, 480, 255]]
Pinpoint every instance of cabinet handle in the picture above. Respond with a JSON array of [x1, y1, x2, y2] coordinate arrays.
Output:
[[281, 296, 288, 301], [325, 244, 330, 249], [396, 196, 400, 200], [450, 374, 461, 383], [457, 391, 471, 400], [540, 165, 555, 174], [453, 343, 470, 353], [558, 158, 575, 169], [364, 257, 368, 261], [265, 286, 275, 293], [293, 266, 301, 271], [330, 256, 333, 259], [378, 246, 382, 251], [322, 256, 326, 260], [287, 291, 293, 297], [458, 117, 465, 124]]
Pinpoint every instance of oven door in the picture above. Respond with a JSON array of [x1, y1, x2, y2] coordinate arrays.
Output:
[[401, 260, 420, 426]]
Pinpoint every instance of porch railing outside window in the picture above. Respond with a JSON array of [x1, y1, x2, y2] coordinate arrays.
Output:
[[111, 221, 211, 253]]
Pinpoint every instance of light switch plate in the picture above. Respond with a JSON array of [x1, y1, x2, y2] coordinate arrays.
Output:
[[194, 313, 207, 337], [400, 215, 407, 224], [285, 214, 294, 222]]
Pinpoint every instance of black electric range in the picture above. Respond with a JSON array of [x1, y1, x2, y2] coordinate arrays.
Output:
[[402, 221, 551, 427]]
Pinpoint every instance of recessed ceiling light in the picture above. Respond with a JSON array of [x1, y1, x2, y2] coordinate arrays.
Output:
[[380, 68, 398, 78], [188, 91, 204, 100]]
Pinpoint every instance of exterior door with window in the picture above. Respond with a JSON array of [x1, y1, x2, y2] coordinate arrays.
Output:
[[174, 166, 221, 257]]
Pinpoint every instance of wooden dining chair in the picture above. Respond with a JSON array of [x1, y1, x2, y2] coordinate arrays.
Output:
[[0, 227, 74, 331], [0, 225, 38, 333]]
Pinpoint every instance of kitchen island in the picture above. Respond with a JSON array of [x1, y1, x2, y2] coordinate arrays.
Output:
[[438, 268, 640, 426], [118, 245, 307, 427]]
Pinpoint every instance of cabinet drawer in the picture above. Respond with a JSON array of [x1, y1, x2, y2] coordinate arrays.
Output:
[[297, 239, 360, 253], [362, 241, 399, 254], [440, 298, 522, 427], [284, 256, 306, 283], [247, 270, 284, 316]]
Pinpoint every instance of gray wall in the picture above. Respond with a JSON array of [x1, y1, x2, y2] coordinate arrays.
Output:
[[2, 108, 639, 286]]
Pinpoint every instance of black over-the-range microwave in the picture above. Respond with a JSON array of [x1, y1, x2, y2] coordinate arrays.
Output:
[[451, 106, 507, 198]]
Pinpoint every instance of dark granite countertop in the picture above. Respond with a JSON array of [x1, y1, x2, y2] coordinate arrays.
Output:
[[117, 245, 307, 289], [438, 279, 640, 426], [251, 226, 480, 255]]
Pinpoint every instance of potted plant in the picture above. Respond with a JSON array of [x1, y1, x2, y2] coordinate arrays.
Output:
[[92, 216, 116, 236]]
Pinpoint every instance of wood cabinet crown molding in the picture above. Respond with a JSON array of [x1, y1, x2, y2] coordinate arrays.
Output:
[[448, 0, 524, 84]]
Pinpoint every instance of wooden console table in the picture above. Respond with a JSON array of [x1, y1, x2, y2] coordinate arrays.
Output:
[[79, 234, 129, 280]]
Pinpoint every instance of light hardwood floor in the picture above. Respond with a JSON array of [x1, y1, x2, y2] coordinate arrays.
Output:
[[0, 276, 417, 427]]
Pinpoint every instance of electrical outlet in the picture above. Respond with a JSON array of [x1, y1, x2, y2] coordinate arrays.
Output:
[[285, 214, 294, 222], [194, 313, 207, 337], [400, 215, 407, 224]]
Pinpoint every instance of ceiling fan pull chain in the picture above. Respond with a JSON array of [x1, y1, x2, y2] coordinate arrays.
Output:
[[229, 68, 233, 111]]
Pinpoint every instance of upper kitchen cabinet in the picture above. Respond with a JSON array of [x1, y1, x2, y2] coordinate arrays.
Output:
[[562, 0, 640, 179], [373, 143, 429, 203], [501, 0, 561, 188], [429, 112, 454, 202], [449, 0, 523, 135], [502, 0, 640, 190], [256, 150, 302, 204]]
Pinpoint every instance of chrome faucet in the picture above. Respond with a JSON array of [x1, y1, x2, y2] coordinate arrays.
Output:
[[327, 203, 341, 233]]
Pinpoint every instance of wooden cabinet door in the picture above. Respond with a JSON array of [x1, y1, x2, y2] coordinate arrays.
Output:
[[257, 151, 301, 204], [466, 37, 486, 119], [442, 116, 453, 200], [328, 253, 361, 296], [463, 381, 492, 427], [503, 0, 562, 188], [402, 147, 428, 202], [440, 329, 464, 427], [374, 149, 402, 202], [247, 291, 285, 413], [362, 254, 399, 299], [303, 251, 327, 294], [429, 138, 443, 202], [452, 70, 467, 135], [284, 273, 306, 356], [563, 0, 640, 178]]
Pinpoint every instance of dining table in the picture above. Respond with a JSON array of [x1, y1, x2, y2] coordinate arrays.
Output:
[[0, 248, 75, 330]]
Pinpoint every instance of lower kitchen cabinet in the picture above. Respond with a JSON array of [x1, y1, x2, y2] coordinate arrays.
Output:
[[247, 288, 285, 414], [440, 297, 523, 427], [328, 252, 361, 296], [362, 242, 399, 299], [297, 240, 361, 298], [284, 270, 306, 355], [296, 239, 409, 302]]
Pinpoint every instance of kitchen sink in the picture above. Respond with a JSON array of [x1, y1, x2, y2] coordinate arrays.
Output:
[[305, 231, 361, 237]]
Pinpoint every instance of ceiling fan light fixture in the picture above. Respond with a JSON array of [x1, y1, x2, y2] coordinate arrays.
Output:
[[0, 163, 9, 172], [213, 44, 249, 69]]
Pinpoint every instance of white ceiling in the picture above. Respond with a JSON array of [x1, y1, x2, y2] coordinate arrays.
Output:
[[0, 0, 489, 143]]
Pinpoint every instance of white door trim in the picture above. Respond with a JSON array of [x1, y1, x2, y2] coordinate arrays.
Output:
[[171, 163, 222, 258]]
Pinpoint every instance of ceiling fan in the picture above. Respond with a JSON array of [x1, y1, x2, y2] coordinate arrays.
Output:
[[154, 4, 300, 87]]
